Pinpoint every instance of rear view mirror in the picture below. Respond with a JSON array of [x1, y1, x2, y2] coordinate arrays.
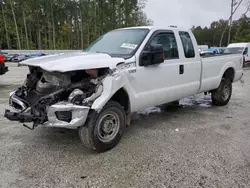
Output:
[[140, 44, 165, 66]]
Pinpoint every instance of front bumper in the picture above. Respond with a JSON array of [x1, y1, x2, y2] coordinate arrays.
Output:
[[5, 95, 90, 129], [45, 102, 90, 129]]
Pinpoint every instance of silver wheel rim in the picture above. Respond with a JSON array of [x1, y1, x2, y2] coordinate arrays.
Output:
[[222, 84, 230, 101], [97, 112, 120, 143]]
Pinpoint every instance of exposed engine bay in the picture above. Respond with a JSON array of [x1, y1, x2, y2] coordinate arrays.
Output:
[[4, 66, 111, 129]]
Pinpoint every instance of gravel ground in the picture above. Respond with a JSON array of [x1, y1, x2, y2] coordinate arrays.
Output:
[[0, 65, 250, 188]]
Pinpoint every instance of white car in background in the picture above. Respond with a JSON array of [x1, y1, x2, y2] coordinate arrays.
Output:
[[225, 43, 250, 63]]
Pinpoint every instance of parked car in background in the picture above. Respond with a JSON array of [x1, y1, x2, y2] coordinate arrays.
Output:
[[5, 54, 19, 62], [2, 52, 8, 58], [209, 47, 224, 54], [11, 54, 30, 63], [219, 47, 226, 53], [200, 47, 226, 56], [3, 52, 48, 64], [0, 51, 8, 75], [224, 43, 250, 64]]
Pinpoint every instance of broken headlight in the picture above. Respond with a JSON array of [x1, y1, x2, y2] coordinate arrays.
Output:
[[68, 89, 86, 105]]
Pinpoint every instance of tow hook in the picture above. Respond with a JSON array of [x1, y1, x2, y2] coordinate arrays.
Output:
[[4, 109, 44, 130]]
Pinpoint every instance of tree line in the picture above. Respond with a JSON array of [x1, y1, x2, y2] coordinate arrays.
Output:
[[0, 0, 152, 50], [192, 15, 250, 47], [192, 0, 250, 47]]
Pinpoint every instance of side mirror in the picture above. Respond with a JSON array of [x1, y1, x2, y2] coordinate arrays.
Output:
[[140, 44, 165, 66]]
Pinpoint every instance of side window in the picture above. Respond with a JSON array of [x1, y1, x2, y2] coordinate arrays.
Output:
[[179, 31, 195, 58], [148, 32, 179, 59]]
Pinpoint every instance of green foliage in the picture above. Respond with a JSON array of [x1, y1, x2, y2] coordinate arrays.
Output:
[[0, 0, 153, 50], [234, 16, 250, 42], [192, 16, 250, 47]]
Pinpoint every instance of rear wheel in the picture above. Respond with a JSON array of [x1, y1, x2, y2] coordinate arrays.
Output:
[[211, 78, 232, 106], [78, 101, 126, 152]]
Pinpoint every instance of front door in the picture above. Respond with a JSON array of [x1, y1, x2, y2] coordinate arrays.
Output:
[[130, 30, 201, 110]]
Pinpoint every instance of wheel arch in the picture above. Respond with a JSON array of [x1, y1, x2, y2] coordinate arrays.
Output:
[[92, 86, 131, 126], [219, 61, 236, 83], [222, 67, 235, 82], [110, 88, 130, 113], [91, 74, 131, 125]]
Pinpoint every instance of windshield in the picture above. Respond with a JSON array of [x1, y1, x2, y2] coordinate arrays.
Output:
[[223, 47, 244, 54], [85, 29, 150, 58]]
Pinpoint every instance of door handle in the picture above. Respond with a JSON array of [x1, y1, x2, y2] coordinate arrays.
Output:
[[179, 65, 184, 74]]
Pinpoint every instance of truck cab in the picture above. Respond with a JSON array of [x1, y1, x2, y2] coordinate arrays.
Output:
[[5, 26, 243, 152]]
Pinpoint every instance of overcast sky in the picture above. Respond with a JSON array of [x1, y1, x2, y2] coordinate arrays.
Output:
[[144, 0, 248, 29]]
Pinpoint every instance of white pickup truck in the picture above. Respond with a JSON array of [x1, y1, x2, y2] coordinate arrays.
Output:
[[5, 26, 244, 152]]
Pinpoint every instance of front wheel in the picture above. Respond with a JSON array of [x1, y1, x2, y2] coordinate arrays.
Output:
[[78, 101, 126, 152], [211, 78, 232, 106]]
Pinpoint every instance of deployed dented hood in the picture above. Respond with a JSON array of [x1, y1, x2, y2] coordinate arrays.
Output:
[[20, 52, 125, 72]]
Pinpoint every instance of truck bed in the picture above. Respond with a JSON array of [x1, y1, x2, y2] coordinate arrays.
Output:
[[201, 53, 234, 58], [198, 53, 243, 93]]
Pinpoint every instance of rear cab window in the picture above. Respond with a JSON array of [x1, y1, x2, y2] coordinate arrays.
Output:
[[179, 31, 195, 58]]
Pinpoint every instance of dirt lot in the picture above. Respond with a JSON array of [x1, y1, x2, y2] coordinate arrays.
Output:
[[0, 64, 250, 188]]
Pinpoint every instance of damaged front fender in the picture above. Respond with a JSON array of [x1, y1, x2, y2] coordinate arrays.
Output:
[[91, 71, 129, 112]]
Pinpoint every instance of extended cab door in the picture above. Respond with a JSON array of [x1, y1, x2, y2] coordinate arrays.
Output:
[[130, 29, 201, 110], [177, 31, 202, 95]]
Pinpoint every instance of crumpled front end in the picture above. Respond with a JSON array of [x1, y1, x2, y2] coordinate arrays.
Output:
[[5, 99, 90, 129], [4, 66, 110, 129]]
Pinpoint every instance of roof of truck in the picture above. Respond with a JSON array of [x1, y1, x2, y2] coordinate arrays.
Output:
[[116, 26, 189, 32]]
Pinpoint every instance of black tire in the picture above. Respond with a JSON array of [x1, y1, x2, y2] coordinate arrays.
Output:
[[211, 78, 232, 106], [168, 100, 179, 106], [78, 101, 126, 152]]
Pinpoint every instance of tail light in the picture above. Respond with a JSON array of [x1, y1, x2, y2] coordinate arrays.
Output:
[[0, 55, 5, 64]]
